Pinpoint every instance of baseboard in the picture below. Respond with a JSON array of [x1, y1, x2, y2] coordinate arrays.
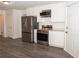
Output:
[[12, 37, 22, 39], [3, 35, 8, 38]]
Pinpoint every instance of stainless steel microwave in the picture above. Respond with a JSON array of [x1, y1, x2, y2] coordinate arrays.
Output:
[[40, 9, 51, 17]]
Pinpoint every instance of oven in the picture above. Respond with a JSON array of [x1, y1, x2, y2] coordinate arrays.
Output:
[[37, 30, 49, 45]]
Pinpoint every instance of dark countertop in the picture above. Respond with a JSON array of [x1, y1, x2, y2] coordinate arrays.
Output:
[[34, 29, 64, 32]]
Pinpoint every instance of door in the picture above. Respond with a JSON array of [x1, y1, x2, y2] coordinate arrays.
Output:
[[32, 16, 37, 29], [22, 16, 31, 33], [65, 3, 79, 57], [0, 15, 4, 35]]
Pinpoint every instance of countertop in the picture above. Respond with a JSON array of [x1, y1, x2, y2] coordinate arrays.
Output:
[[34, 29, 64, 32], [37, 29, 49, 34]]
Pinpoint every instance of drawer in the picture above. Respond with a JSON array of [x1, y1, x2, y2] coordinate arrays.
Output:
[[22, 33, 31, 42]]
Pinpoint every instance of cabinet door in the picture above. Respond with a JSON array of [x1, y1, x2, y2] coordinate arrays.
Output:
[[49, 31, 54, 46], [49, 31, 64, 48]]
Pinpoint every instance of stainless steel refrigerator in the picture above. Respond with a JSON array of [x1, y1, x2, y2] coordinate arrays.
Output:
[[21, 16, 38, 42]]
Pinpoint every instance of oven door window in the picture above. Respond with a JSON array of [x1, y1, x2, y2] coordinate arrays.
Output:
[[37, 33, 48, 41]]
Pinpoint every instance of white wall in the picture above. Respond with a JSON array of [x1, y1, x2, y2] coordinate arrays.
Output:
[[26, 3, 66, 30], [64, 2, 79, 58], [0, 10, 6, 37], [12, 10, 23, 39], [5, 10, 14, 38], [5, 9, 24, 39], [26, 3, 66, 48]]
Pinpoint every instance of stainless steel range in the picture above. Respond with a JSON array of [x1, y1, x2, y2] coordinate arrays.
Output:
[[37, 25, 52, 45], [37, 30, 49, 45]]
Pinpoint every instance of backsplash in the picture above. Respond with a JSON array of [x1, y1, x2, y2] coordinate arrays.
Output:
[[39, 22, 64, 31], [39, 22, 53, 30]]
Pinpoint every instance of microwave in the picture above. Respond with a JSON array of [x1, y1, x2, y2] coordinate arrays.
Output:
[[40, 9, 51, 17]]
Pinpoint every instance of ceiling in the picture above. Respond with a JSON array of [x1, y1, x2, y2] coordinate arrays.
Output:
[[0, 1, 65, 10]]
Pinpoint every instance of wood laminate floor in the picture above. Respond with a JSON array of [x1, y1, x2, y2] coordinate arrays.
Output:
[[0, 36, 73, 58]]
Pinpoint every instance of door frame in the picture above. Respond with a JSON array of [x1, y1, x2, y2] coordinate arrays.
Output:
[[64, 2, 79, 57], [0, 15, 4, 36]]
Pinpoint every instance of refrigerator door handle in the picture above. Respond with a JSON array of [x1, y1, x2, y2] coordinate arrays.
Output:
[[24, 19, 27, 28]]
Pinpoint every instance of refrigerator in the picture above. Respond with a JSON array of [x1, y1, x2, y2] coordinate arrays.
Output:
[[21, 16, 38, 42]]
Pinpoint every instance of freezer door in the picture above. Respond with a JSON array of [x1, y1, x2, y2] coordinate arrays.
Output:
[[22, 32, 31, 42]]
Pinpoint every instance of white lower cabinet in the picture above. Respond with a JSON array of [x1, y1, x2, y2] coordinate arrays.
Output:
[[49, 31, 65, 48], [34, 29, 65, 48]]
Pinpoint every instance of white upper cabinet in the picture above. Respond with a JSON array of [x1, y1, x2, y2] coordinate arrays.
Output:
[[51, 3, 66, 22]]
